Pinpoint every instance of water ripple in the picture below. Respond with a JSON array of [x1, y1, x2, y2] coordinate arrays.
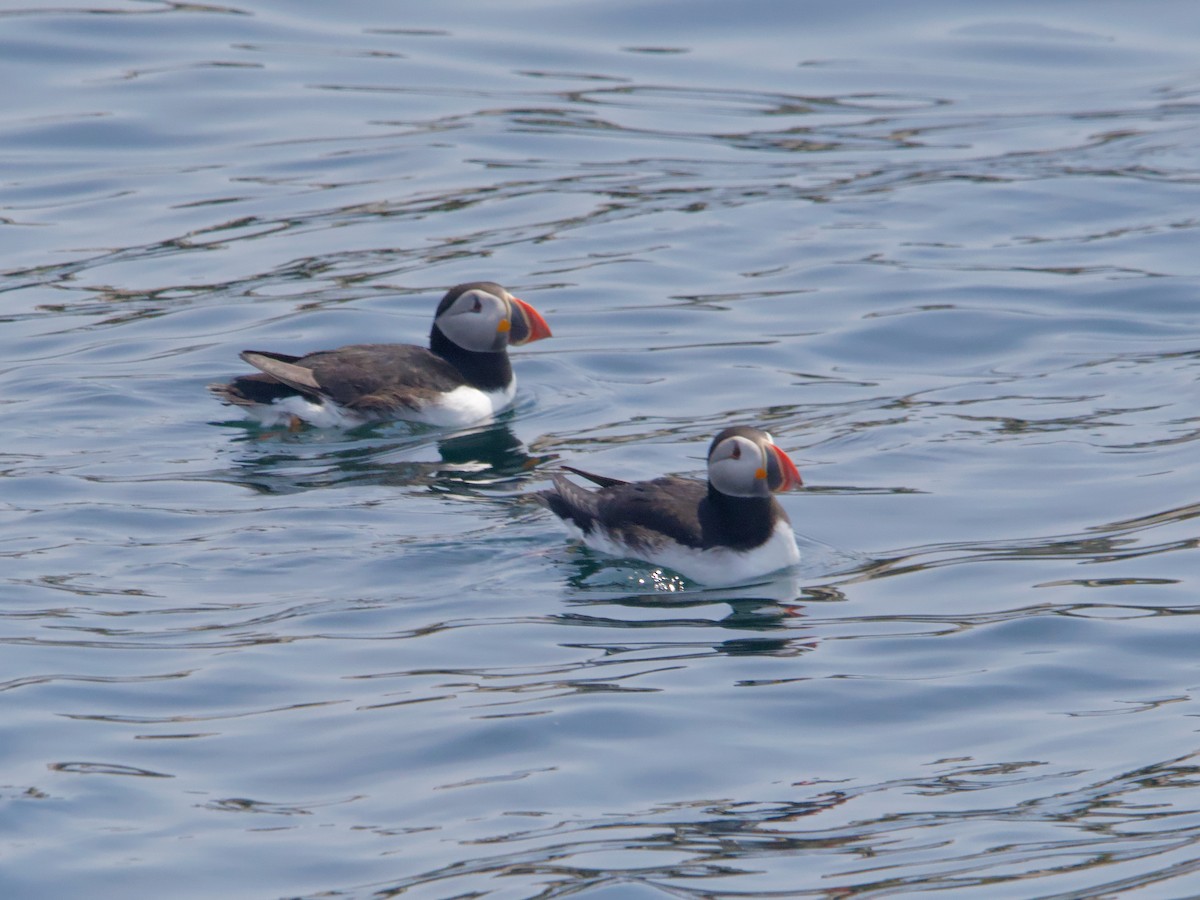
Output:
[[3, 2, 1200, 897]]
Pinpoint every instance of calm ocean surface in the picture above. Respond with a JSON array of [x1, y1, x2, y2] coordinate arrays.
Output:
[[4, 1, 1200, 897]]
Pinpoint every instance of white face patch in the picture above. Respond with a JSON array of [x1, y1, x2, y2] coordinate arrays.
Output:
[[435, 288, 510, 353], [708, 435, 770, 498]]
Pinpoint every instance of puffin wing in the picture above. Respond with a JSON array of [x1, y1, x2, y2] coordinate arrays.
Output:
[[542, 475, 707, 552], [241, 344, 467, 413], [240, 351, 322, 394], [209, 371, 298, 408], [593, 477, 706, 550], [561, 465, 630, 488], [540, 473, 603, 532]]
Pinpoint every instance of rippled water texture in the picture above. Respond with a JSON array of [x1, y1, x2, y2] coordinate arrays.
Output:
[[4, 1, 1200, 897]]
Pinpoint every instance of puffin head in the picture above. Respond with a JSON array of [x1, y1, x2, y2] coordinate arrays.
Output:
[[706, 426, 803, 499], [433, 282, 552, 353]]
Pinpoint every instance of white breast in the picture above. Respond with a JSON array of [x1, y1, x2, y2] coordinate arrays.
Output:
[[571, 518, 801, 587], [249, 382, 517, 428], [245, 395, 365, 428], [407, 383, 517, 427]]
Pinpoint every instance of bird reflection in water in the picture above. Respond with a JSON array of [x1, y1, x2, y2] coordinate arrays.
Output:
[[221, 421, 551, 495]]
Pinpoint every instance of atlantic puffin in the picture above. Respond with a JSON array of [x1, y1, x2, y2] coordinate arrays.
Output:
[[538, 426, 803, 585], [209, 282, 551, 427]]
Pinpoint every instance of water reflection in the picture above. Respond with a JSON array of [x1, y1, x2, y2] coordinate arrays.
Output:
[[549, 573, 821, 664], [215, 420, 550, 495]]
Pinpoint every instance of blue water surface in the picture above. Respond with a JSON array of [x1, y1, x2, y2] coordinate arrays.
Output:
[[3, 1, 1200, 897]]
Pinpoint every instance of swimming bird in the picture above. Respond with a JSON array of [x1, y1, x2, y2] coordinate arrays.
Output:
[[209, 282, 551, 428], [537, 426, 803, 585]]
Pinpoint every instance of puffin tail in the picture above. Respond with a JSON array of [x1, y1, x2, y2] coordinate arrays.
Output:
[[537, 473, 603, 533]]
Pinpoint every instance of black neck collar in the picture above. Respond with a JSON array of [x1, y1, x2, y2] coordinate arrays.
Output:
[[702, 482, 780, 550], [430, 327, 513, 391]]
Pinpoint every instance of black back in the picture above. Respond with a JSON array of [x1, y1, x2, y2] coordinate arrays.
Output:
[[543, 474, 787, 553], [297, 344, 467, 411]]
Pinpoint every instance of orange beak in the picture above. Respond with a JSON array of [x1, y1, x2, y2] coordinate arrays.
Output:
[[768, 444, 803, 492], [507, 297, 553, 345]]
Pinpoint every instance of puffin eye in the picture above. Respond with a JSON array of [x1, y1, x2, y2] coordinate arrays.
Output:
[[471, 296, 482, 313], [730, 442, 741, 460]]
